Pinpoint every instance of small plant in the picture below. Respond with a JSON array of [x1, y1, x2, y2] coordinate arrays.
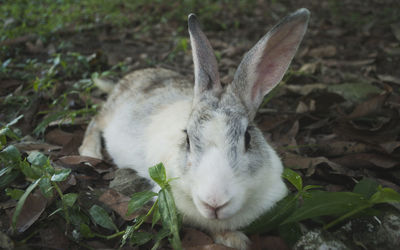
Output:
[[244, 168, 400, 245], [121, 163, 182, 249], [1, 146, 74, 231]]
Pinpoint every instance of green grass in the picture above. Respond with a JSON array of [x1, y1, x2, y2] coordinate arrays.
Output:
[[0, 0, 256, 42]]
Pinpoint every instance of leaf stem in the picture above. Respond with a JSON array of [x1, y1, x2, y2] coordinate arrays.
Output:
[[324, 204, 372, 230], [51, 180, 70, 232]]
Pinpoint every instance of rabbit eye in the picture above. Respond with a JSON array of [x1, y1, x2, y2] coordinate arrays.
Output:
[[245, 129, 251, 151], [184, 129, 190, 150]]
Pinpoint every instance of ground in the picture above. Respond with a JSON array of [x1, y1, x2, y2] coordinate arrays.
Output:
[[0, 0, 400, 249]]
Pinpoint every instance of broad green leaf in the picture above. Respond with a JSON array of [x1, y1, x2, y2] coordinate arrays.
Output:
[[89, 204, 118, 232], [131, 231, 154, 246], [127, 190, 157, 215], [282, 168, 302, 191], [149, 163, 167, 187], [39, 178, 53, 199], [353, 178, 379, 199], [0, 145, 21, 163], [243, 194, 298, 234], [278, 222, 302, 247], [63, 193, 78, 207], [282, 191, 369, 225], [51, 168, 71, 182], [27, 151, 48, 167], [0, 169, 19, 189], [69, 207, 90, 226], [158, 188, 181, 249], [12, 178, 41, 231], [19, 160, 42, 179], [152, 203, 161, 228], [121, 225, 135, 247], [6, 188, 25, 200], [370, 186, 400, 204], [80, 223, 95, 238]]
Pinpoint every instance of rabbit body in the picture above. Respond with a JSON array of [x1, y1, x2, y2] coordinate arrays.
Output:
[[80, 9, 310, 250]]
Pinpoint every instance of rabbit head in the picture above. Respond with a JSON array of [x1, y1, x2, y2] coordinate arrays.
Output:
[[172, 9, 310, 231]]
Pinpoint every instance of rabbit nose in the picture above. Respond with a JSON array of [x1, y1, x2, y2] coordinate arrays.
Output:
[[201, 200, 230, 218]]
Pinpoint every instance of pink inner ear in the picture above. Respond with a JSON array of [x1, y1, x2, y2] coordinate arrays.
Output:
[[251, 22, 305, 102]]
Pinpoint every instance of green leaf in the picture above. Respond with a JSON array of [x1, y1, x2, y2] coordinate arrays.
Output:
[[353, 178, 379, 199], [51, 168, 71, 182], [0, 167, 12, 177], [33, 111, 69, 135], [121, 225, 135, 247], [152, 203, 161, 228], [152, 227, 170, 250], [0, 145, 21, 163], [158, 188, 181, 249], [149, 163, 167, 187], [131, 231, 153, 246], [243, 194, 298, 234], [80, 223, 95, 238], [12, 178, 41, 231], [127, 190, 157, 215], [278, 222, 302, 247], [282, 168, 302, 191], [370, 186, 400, 204], [49, 207, 63, 217], [89, 204, 118, 232], [69, 207, 90, 226], [282, 191, 369, 225], [19, 160, 42, 179], [303, 185, 323, 191], [39, 178, 53, 199], [6, 188, 25, 200], [6, 115, 24, 127], [63, 193, 78, 207], [0, 166, 20, 189], [27, 151, 48, 167]]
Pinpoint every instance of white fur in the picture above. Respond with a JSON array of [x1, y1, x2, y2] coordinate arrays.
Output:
[[80, 9, 309, 250]]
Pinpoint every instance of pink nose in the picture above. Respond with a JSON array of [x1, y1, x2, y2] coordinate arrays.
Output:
[[201, 200, 230, 218]]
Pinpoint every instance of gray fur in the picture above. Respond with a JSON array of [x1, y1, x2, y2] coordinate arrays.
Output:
[[80, 9, 310, 250]]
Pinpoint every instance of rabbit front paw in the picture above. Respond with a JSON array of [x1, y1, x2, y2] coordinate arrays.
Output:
[[212, 231, 250, 250]]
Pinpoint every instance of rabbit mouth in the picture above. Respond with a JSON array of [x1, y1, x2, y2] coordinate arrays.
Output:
[[193, 196, 238, 220]]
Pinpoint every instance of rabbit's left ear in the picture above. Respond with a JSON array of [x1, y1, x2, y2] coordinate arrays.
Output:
[[230, 8, 310, 119], [188, 14, 222, 102]]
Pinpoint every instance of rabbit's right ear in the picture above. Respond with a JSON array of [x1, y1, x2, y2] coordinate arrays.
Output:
[[231, 8, 310, 119], [188, 14, 222, 102]]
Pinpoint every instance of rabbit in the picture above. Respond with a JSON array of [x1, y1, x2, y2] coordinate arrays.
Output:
[[79, 8, 310, 250]]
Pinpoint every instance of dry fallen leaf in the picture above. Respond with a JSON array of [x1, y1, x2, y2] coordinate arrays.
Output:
[[331, 153, 399, 169], [39, 225, 70, 249], [99, 189, 138, 221], [250, 235, 289, 250], [282, 152, 344, 176], [346, 93, 388, 119], [377, 74, 400, 85], [308, 45, 337, 58], [315, 141, 373, 157], [13, 192, 47, 233]]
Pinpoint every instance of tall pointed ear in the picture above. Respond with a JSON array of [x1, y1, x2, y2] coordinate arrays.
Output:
[[188, 14, 222, 102], [230, 8, 310, 119]]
